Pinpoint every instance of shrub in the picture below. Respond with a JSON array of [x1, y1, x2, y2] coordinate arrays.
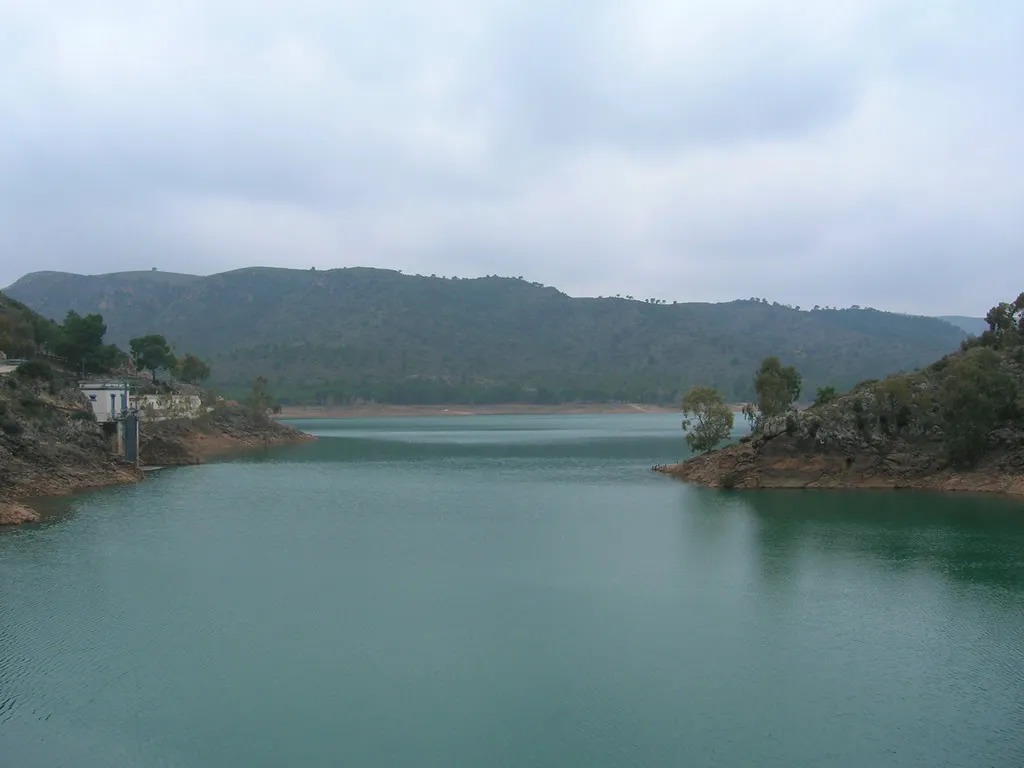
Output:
[[875, 377, 914, 432], [938, 349, 1019, 467], [1, 417, 23, 435], [720, 470, 739, 489], [16, 395, 48, 420], [13, 359, 54, 383], [69, 409, 95, 422], [813, 386, 838, 407]]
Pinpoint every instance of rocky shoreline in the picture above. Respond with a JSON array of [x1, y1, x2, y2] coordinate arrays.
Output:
[[655, 437, 1024, 497], [0, 467, 143, 526], [1, 388, 313, 525], [656, 396, 1024, 499], [1, 366, 147, 525], [140, 406, 315, 466]]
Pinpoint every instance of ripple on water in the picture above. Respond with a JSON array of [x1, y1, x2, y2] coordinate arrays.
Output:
[[1, 417, 1024, 767]]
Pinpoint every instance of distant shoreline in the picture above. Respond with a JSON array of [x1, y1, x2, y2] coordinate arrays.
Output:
[[276, 403, 749, 419]]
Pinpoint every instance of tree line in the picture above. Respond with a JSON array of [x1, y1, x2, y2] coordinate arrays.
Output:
[[34, 310, 213, 386]]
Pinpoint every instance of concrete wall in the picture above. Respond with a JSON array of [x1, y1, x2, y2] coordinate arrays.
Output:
[[134, 394, 207, 421]]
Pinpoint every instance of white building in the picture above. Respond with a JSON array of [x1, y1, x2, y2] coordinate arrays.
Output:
[[80, 380, 139, 463], [81, 380, 131, 423]]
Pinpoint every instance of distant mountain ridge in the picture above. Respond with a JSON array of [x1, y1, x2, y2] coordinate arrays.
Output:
[[936, 315, 988, 336], [3, 268, 970, 405]]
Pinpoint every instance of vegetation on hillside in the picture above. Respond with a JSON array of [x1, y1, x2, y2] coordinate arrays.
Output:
[[0, 297, 123, 374], [4, 268, 969, 405], [52, 311, 124, 373], [0, 294, 58, 359], [1, 292, 214, 392]]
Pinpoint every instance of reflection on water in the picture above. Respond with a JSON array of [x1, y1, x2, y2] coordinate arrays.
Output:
[[736, 489, 1024, 591]]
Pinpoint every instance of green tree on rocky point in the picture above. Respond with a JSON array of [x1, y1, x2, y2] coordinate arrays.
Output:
[[681, 385, 734, 454], [754, 356, 802, 417]]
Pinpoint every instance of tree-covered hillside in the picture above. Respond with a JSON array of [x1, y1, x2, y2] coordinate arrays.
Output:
[[0, 294, 57, 359], [4, 268, 968, 405]]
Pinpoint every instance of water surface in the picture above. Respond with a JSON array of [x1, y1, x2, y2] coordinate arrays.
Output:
[[2, 414, 1023, 767]]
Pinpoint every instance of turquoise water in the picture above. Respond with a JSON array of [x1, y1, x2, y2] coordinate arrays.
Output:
[[2, 414, 1023, 767]]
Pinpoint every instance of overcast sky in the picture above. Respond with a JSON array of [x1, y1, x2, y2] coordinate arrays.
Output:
[[1, 1, 1021, 315]]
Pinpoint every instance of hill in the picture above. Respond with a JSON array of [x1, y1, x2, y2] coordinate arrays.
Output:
[[659, 292, 1024, 496], [4, 267, 969, 405], [937, 315, 988, 336]]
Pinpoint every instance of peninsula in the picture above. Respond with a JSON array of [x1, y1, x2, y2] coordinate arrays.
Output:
[[659, 293, 1024, 497]]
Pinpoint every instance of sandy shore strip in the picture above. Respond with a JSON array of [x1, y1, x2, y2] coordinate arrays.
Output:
[[276, 403, 750, 419]]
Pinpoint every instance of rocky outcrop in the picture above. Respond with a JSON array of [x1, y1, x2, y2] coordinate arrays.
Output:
[[140, 404, 314, 466], [1, 366, 144, 524], [0, 502, 41, 526]]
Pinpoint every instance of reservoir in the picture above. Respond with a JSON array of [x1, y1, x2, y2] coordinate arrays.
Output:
[[2, 414, 1023, 767]]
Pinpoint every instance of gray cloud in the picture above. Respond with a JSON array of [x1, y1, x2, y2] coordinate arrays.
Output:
[[1, 0, 1022, 315]]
